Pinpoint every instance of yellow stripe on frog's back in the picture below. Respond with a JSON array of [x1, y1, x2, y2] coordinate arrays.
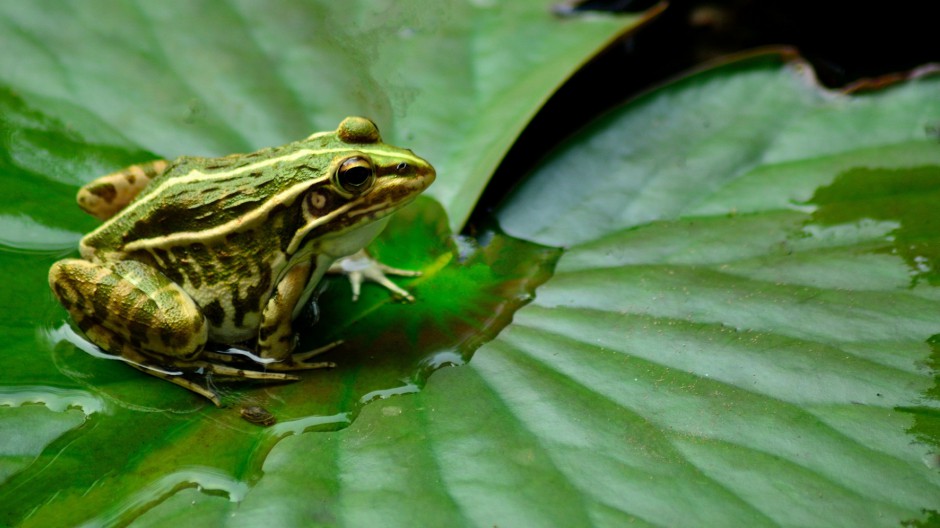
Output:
[[121, 179, 328, 252], [87, 146, 426, 241]]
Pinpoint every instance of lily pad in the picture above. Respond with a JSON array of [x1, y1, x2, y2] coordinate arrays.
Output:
[[2, 0, 937, 526]]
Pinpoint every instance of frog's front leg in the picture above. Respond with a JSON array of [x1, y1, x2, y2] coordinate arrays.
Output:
[[257, 261, 338, 369], [77, 159, 168, 220]]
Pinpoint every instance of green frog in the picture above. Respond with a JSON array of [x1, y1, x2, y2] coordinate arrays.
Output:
[[49, 117, 435, 405]]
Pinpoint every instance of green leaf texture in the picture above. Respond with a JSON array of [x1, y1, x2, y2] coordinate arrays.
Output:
[[492, 52, 940, 525]]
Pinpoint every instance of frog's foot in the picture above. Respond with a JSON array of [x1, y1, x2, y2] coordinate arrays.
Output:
[[195, 361, 301, 381], [328, 249, 421, 302], [124, 350, 299, 407], [262, 340, 343, 371], [77, 159, 169, 220], [202, 340, 341, 372]]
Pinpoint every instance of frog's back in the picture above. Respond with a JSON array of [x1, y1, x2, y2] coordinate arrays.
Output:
[[76, 140, 332, 340], [80, 139, 329, 258]]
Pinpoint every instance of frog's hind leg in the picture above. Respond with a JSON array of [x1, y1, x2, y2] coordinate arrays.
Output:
[[50, 258, 208, 359], [49, 258, 215, 397], [77, 159, 168, 220], [50, 258, 301, 404]]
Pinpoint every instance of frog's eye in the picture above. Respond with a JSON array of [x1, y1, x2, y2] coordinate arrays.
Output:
[[335, 156, 375, 195]]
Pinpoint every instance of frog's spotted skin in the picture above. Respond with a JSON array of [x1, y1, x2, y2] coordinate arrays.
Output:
[[77, 160, 168, 221], [49, 117, 435, 405]]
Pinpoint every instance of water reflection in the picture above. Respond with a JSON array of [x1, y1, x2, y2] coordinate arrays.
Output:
[[0, 385, 104, 415], [359, 382, 420, 404], [0, 214, 81, 252], [80, 467, 250, 528], [268, 412, 352, 438]]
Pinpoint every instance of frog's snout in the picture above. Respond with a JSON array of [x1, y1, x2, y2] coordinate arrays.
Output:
[[419, 163, 436, 189]]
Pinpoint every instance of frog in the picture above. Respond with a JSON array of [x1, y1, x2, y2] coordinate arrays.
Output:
[[48, 117, 435, 405]]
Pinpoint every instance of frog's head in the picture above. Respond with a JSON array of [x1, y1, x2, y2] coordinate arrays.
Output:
[[284, 117, 436, 256]]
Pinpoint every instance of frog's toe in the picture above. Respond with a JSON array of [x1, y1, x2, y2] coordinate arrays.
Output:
[[373, 262, 422, 278], [262, 358, 337, 372], [198, 361, 300, 381], [294, 339, 343, 361], [126, 361, 223, 406], [265, 339, 343, 370]]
